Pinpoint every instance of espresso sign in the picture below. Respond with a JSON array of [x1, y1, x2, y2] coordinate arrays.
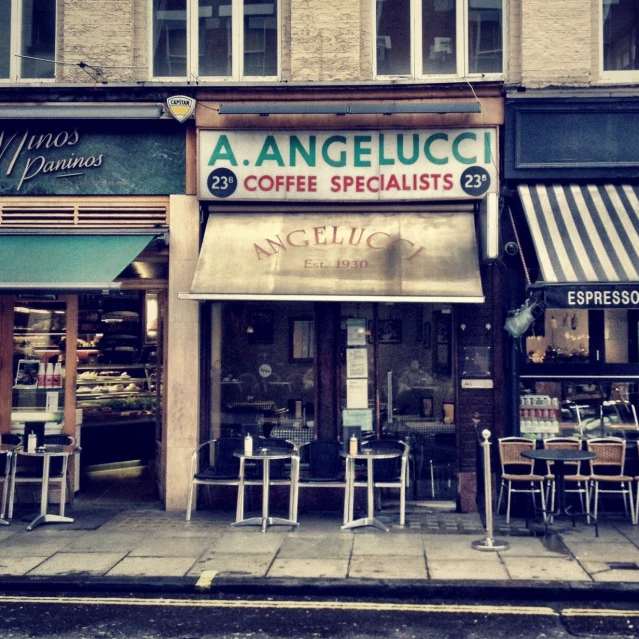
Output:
[[544, 284, 639, 308]]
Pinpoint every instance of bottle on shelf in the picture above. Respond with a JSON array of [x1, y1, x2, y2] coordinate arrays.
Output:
[[27, 430, 37, 453], [52, 362, 62, 388], [45, 363, 54, 387], [244, 433, 253, 456], [349, 434, 358, 455], [37, 362, 45, 388]]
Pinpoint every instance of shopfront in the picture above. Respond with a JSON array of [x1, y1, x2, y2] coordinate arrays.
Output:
[[180, 97, 505, 511], [0, 113, 185, 500], [504, 97, 639, 467]]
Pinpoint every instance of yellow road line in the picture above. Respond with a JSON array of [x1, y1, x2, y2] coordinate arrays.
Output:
[[562, 608, 639, 618], [0, 595, 555, 616]]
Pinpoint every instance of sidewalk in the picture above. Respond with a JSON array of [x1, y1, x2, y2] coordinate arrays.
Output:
[[1, 498, 639, 600]]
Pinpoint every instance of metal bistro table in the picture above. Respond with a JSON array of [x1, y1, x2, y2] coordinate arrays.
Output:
[[0, 443, 19, 525], [12, 444, 80, 531], [233, 446, 300, 532], [341, 446, 402, 532], [521, 447, 598, 537]]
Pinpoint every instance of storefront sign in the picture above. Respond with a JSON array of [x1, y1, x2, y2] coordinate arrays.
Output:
[[461, 379, 494, 389], [0, 121, 184, 195], [544, 284, 639, 309], [198, 129, 498, 201]]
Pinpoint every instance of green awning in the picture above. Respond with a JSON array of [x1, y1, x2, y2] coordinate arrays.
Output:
[[0, 234, 155, 291]]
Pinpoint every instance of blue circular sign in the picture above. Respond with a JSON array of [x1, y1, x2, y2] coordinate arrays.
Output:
[[460, 166, 491, 196], [207, 168, 237, 198]]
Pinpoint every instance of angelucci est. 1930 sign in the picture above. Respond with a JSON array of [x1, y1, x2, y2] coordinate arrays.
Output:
[[198, 129, 498, 201]]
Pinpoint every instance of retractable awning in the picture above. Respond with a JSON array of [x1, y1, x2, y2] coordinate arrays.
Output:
[[0, 233, 156, 291], [519, 184, 639, 307], [180, 212, 484, 303]]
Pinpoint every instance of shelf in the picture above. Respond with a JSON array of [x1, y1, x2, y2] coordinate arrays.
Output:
[[77, 363, 150, 371]]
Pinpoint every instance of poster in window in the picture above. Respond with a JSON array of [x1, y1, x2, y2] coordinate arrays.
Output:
[[14, 360, 40, 388]]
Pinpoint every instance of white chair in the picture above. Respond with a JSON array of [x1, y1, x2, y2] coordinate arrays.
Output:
[[496, 437, 546, 524], [587, 437, 635, 523]]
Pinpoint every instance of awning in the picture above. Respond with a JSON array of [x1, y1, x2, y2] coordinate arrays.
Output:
[[0, 234, 156, 291], [519, 184, 639, 307], [180, 212, 484, 303]]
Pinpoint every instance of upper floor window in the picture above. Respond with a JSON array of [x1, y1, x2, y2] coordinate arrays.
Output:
[[602, 0, 639, 80], [375, 0, 503, 79], [151, 0, 278, 80], [0, 0, 56, 81]]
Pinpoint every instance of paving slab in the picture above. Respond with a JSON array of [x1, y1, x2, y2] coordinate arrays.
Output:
[[209, 531, 285, 554], [189, 553, 273, 578], [501, 556, 591, 581], [277, 536, 352, 559], [580, 561, 639, 582], [352, 533, 424, 556], [106, 556, 198, 578], [28, 552, 125, 576], [268, 558, 349, 579], [0, 556, 49, 576], [423, 534, 502, 560], [498, 536, 570, 557], [349, 554, 428, 580], [63, 532, 148, 552], [427, 559, 508, 580], [563, 541, 639, 562], [128, 535, 213, 557]]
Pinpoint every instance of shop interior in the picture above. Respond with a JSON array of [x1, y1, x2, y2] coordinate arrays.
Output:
[[217, 301, 457, 503]]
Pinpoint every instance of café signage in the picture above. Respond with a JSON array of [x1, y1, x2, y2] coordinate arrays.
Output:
[[198, 128, 498, 201], [0, 121, 185, 195], [543, 284, 639, 308]]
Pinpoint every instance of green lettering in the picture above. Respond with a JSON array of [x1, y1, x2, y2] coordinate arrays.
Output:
[[255, 136, 285, 167], [452, 132, 476, 164], [484, 131, 492, 164], [354, 135, 372, 167], [379, 134, 394, 166], [397, 134, 419, 165], [424, 133, 448, 165], [321, 135, 347, 167], [207, 134, 237, 166], [290, 136, 316, 167]]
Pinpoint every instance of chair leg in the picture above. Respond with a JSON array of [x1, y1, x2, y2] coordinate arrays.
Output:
[[59, 457, 69, 518], [496, 480, 505, 515], [506, 480, 512, 524], [430, 460, 435, 498], [186, 478, 195, 521], [593, 481, 599, 520], [399, 480, 406, 528]]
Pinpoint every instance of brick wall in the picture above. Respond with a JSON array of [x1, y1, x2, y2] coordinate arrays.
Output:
[[59, 0, 138, 83], [520, 0, 593, 87], [290, 0, 362, 81]]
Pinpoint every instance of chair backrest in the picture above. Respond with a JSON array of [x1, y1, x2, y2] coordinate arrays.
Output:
[[498, 437, 535, 474], [587, 437, 626, 475], [543, 437, 582, 474], [42, 434, 75, 446], [213, 437, 243, 475], [0, 433, 22, 446], [305, 440, 342, 479], [342, 426, 362, 451]]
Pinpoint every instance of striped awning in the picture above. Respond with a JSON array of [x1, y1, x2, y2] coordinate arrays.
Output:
[[518, 184, 639, 283]]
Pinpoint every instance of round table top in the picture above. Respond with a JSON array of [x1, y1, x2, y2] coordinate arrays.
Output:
[[18, 444, 80, 457], [341, 447, 402, 460], [521, 448, 596, 462], [234, 446, 295, 460]]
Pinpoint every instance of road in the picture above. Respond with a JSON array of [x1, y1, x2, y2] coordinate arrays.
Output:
[[0, 592, 637, 638]]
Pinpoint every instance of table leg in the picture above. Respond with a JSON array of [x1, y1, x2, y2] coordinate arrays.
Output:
[[0, 453, 11, 525], [26, 454, 74, 531], [341, 457, 390, 532]]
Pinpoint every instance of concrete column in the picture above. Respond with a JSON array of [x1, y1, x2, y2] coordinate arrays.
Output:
[[164, 194, 200, 511]]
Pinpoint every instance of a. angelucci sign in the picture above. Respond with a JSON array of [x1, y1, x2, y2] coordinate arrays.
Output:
[[198, 129, 498, 201]]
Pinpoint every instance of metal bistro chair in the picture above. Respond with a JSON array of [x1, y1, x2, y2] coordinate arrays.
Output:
[[0, 434, 21, 520], [587, 437, 635, 523], [543, 437, 591, 520], [292, 440, 348, 524], [185, 437, 244, 521], [496, 437, 546, 524], [8, 434, 76, 520], [356, 439, 410, 527]]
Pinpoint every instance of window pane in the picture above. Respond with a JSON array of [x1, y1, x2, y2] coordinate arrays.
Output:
[[604, 309, 629, 363], [422, 0, 456, 75], [152, 0, 187, 77], [0, 2, 10, 79], [468, 0, 502, 74], [243, 0, 277, 76], [603, 0, 639, 71], [376, 0, 411, 75], [200, 0, 232, 77], [525, 310, 590, 364], [20, 0, 56, 79]]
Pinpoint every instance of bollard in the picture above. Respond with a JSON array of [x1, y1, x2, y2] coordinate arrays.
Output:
[[472, 429, 509, 552]]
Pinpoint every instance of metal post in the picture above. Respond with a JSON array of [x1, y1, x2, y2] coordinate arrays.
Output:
[[472, 429, 509, 552]]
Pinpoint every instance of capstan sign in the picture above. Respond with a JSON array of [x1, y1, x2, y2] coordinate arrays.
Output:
[[198, 129, 498, 201]]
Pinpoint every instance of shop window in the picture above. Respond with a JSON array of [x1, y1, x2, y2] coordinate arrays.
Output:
[[375, 0, 503, 79], [601, 0, 639, 81], [0, 0, 56, 80], [151, 0, 279, 80], [290, 318, 314, 362]]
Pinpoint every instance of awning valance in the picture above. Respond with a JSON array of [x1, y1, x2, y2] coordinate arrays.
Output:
[[180, 212, 484, 303], [0, 234, 155, 291], [519, 184, 639, 308]]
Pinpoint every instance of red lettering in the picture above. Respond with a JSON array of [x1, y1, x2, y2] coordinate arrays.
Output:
[[286, 230, 308, 247], [367, 176, 379, 192], [313, 226, 327, 245], [330, 176, 341, 192], [443, 174, 453, 190], [356, 176, 365, 192], [245, 176, 257, 191], [366, 232, 390, 249]]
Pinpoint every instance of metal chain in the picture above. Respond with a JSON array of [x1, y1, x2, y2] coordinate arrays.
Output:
[[508, 205, 531, 287]]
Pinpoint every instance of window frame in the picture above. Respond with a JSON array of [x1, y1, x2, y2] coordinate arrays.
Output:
[[1, 0, 57, 83], [373, 0, 505, 82], [149, 0, 280, 82], [599, 0, 639, 83]]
